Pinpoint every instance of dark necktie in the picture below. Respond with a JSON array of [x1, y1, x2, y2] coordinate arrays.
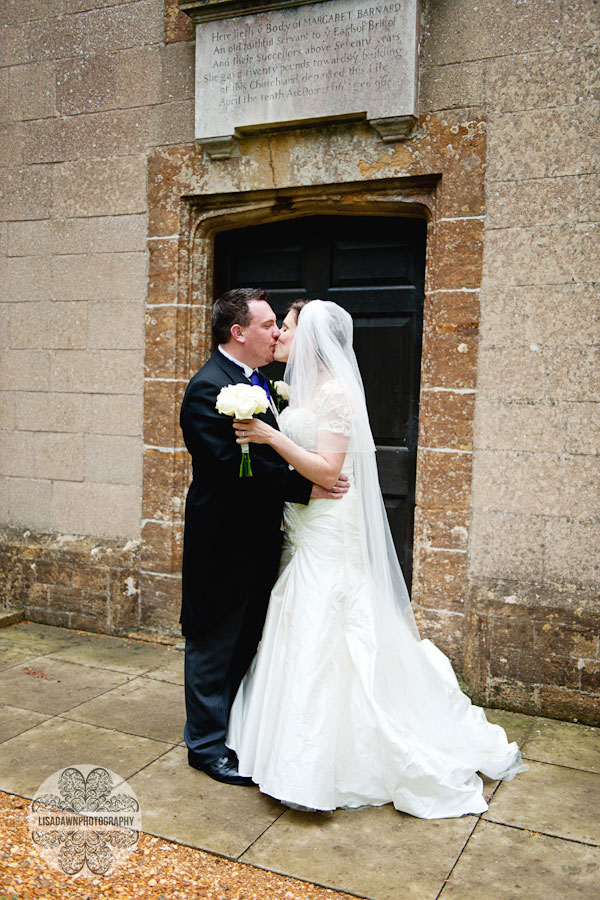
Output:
[[250, 369, 271, 403]]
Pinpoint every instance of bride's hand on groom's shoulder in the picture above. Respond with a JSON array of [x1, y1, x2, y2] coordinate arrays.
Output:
[[233, 417, 274, 445], [311, 473, 349, 500]]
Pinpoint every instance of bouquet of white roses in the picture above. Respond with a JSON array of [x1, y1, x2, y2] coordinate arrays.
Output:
[[215, 383, 269, 477], [272, 380, 290, 412]]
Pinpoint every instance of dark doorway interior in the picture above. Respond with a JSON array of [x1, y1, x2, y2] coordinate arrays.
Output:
[[214, 215, 426, 589]]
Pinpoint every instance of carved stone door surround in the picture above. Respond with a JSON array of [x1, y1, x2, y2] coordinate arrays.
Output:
[[142, 114, 486, 673]]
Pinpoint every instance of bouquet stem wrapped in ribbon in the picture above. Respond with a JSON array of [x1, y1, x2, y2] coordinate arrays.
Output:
[[215, 384, 269, 477]]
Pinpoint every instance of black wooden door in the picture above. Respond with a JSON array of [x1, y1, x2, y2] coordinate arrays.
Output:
[[214, 215, 426, 589]]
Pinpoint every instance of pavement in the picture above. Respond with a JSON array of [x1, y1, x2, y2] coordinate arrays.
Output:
[[0, 620, 598, 900]]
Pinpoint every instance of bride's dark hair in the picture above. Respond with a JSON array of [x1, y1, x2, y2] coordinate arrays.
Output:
[[288, 298, 311, 321]]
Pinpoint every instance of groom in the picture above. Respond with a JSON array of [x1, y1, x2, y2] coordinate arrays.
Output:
[[180, 288, 348, 785]]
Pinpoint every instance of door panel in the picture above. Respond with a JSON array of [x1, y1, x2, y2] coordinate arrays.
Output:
[[214, 215, 426, 589]]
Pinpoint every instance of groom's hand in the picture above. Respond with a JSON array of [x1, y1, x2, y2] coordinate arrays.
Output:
[[311, 473, 349, 500]]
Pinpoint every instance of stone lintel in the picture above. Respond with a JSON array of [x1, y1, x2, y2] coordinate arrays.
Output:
[[179, 0, 325, 23]]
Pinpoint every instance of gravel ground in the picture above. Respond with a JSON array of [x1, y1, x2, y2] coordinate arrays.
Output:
[[1, 791, 354, 900]]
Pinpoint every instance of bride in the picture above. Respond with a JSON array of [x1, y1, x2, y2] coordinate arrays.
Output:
[[227, 298, 527, 819]]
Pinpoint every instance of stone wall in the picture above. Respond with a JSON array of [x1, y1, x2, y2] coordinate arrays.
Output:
[[419, 0, 599, 722], [0, 0, 598, 722]]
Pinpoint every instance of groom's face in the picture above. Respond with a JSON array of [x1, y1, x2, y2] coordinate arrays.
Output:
[[239, 300, 281, 367]]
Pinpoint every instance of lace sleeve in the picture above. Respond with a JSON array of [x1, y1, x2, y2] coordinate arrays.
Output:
[[315, 380, 352, 439]]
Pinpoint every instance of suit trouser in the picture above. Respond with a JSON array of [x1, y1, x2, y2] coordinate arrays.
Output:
[[183, 593, 268, 762]]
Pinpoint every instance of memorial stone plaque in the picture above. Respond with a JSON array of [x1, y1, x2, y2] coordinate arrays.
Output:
[[190, 0, 420, 156]]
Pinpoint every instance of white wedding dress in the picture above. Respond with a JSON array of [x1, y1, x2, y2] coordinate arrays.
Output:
[[227, 382, 527, 819]]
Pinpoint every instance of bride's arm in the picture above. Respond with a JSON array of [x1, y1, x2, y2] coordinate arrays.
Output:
[[233, 418, 347, 491]]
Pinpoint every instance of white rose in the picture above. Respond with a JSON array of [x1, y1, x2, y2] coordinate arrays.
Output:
[[216, 384, 268, 418], [274, 380, 290, 400]]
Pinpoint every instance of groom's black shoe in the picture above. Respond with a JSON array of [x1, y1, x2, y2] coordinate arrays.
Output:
[[187, 750, 253, 786]]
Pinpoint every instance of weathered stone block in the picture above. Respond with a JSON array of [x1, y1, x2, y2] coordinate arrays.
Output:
[[141, 520, 183, 575], [15, 392, 90, 434], [423, 291, 480, 337], [117, 45, 161, 108], [148, 238, 178, 306], [33, 432, 84, 482], [160, 40, 195, 102], [139, 571, 181, 633], [0, 350, 51, 391], [432, 219, 484, 292], [536, 685, 600, 726], [52, 481, 141, 538], [411, 548, 468, 612], [534, 623, 597, 659], [5, 477, 53, 532], [486, 177, 580, 230], [543, 517, 600, 587], [164, 0, 194, 43], [469, 508, 545, 582], [20, 118, 70, 165], [144, 378, 181, 449], [87, 302, 144, 351], [487, 678, 540, 717], [472, 450, 600, 518], [9, 301, 87, 350], [519, 651, 582, 690], [487, 105, 600, 181], [565, 401, 600, 456], [109, 567, 140, 630], [50, 215, 147, 256], [420, 332, 477, 391], [0, 124, 23, 167], [415, 448, 472, 509], [480, 285, 599, 349], [152, 99, 195, 147], [142, 448, 187, 523], [476, 347, 546, 401], [419, 60, 484, 113], [7, 60, 56, 120], [53, 158, 147, 218], [413, 505, 469, 552], [485, 48, 596, 112], [0, 257, 52, 302], [48, 585, 83, 612], [412, 605, 464, 668], [7, 220, 53, 257], [560, 0, 600, 47], [0, 22, 34, 67], [545, 347, 599, 402], [473, 400, 567, 454], [89, 394, 142, 437], [84, 434, 142, 486], [0, 165, 52, 221], [67, 108, 154, 159], [144, 306, 179, 380], [489, 647, 520, 681], [0, 391, 15, 431], [82, 591, 109, 618], [492, 616, 535, 652], [0, 432, 35, 477], [50, 350, 142, 394], [580, 661, 600, 694], [419, 389, 475, 451], [0, 0, 64, 25], [55, 53, 117, 115], [578, 174, 600, 223], [52, 252, 147, 302], [422, 0, 560, 66], [484, 223, 599, 287]]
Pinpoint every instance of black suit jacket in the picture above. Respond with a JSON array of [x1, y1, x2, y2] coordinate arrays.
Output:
[[179, 351, 312, 637]]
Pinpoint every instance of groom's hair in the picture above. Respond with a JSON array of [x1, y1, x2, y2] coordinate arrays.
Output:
[[212, 288, 268, 345]]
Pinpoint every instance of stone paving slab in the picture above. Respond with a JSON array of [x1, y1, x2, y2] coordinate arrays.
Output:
[[439, 819, 600, 899], [0, 655, 133, 714], [63, 674, 186, 743], [45, 630, 175, 675], [483, 759, 600, 845], [521, 715, 600, 773], [0, 704, 50, 743], [127, 744, 284, 859], [1, 623, 599, 899], [242, 804, 477, 900], [0, 715, 172, 797]]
